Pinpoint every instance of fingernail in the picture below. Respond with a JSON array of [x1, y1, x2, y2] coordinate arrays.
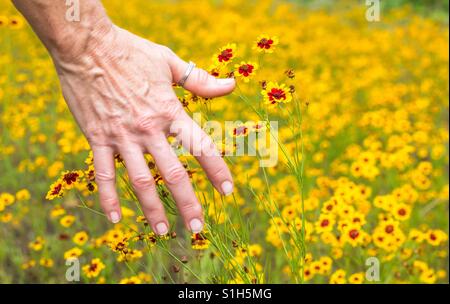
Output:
[[155, 222, 168, 236], [221, 181, 233, 196], [110, 211, 120, 223], [217, 78, 235, 85], [189, 218, 203, 233]]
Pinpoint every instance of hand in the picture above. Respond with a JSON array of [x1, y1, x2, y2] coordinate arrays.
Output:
[[53, 25, 235, 235]]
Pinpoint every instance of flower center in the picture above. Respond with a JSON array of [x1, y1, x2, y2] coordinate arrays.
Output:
[[268, 88, 286, 102], [258, 38, 274, 49], [385, 225, 394, 234], [349, 229, 359, 240], [218, 49, 233, 62]]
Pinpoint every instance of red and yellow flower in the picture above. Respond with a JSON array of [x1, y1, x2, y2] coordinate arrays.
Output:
[[214, 43, 237, 65], [253, 34, 279, 53], [234, 61, 258, 82], [262, 82, 292, 106]]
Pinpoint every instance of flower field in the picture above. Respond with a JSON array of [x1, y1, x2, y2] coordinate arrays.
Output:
[[0, 0, 448, 284]]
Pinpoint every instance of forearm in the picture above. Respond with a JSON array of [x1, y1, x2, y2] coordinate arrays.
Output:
[[12, 0, 113, 61]]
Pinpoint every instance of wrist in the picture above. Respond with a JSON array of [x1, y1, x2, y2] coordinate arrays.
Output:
[[49, 15, 114, 64]]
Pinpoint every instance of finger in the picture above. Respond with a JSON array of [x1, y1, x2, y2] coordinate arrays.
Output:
[[167, 51, 236, 99], [120, 145, 169, 236], [92, 146, 121, 223], [146, 135, 204, 233], [171, 112, 233, 196]]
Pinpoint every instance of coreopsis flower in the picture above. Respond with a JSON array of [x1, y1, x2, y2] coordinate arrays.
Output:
[[409, 228, 425, 243], [426, 229, 448, 246], [50, 205, 66, 218], [0, 192, 15, 206], [329, 269, 347, 284], [73, 231, 89, 246], [21, 260, 36, 270], [214, 43, 237, 65], [60, 215, 76, 228], [303, 266, 314, 281], [262, 82, 292, 106], [420, 269, 437, 284], [64, 247, 83, 260], [15, 189, 30, 201], [85, 150, 94, 166], [285, 69, 295, 79], [28, 236, 45, 251], [249, 121, 266, 133], [0, 16, 8, 27], [253, 35, 279, 53], [120, 276, 142, 284], [1, 213, 13, 223], [342, 224, 365, 247], [117, 249, 143, 262], [138, 272, 152, 283], [39, 258, 54, 268], [231, 122, 250, 137], [46, 179, 65, 200], [61, 170, 84, 189], [234, 61, 258, 82], [248, 244, 263, 257], [348, 272, 364, 284], [85, 182, 97, 193], [191, 232, 210, 250], [314, 214, 335, 233], [82, 258, 106, 278], [47, 161, 64, 178], [392, 203, 411, 221], [9, 15, 24, 29]]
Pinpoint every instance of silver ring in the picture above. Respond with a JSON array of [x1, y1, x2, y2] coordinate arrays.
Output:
[[178, 61, 196, 87]]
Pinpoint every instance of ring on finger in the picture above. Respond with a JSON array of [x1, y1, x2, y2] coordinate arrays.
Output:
[[178, 61, 196, 87]]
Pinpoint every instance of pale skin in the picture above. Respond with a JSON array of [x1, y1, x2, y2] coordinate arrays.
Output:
[[12, 0, 235, 235]]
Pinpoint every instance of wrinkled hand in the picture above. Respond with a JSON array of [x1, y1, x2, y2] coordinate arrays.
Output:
[[54, 25, 235, 235]]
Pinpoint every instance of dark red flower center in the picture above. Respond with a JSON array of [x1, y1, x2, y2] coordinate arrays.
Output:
[[63, 172, 79, 185], [233, 126, 248, 136], [258, 38, 274, 49], [385, 225, 394, 234], [349, 229, 360, 240], [238, 64, 254, 77], [267, 88, 286, 103], [51, 183, 63, 195], [218, 49, 233, 62], [89, 263, 98, 272], [398, 208, 406, 216], [320, 219, 330, 227]]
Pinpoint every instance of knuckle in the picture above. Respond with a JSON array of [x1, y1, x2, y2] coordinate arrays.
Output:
[[130, 174, 155, 191], [95, 171, 115, 182], [209, 164, 229, 181], [195, 69, 211, 85], [85, 127, 105, 144], [109, 125, 127, 139], [164, 166, 188, 186], [158, 98, 182, 121], [135, 114, 158, 134], [142, 202, 164, 215], [101, 197, 120, 210], [180, 200, 202, 215]]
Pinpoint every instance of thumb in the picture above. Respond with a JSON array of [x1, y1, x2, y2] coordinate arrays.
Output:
[[167, 50, 235, 99]]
